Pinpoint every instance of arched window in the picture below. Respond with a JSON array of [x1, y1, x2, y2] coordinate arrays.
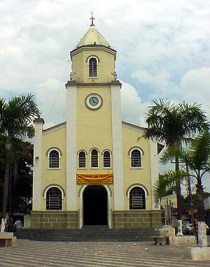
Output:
[[46, 187, 62, 210], [129, 187, 146, 209], [131, 149, 141, 167], [49, 150, 60, 168], [91, 149, 98, 168], [78, 151, 86, 168], [103, 151, 111, 168], [89, 57, 97, 77]]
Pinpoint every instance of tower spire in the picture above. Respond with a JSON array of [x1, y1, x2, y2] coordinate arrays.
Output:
[[90, 12, 95, 27]]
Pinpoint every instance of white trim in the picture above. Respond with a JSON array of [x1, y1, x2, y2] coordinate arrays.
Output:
[[66, 83, 77, 210], [86, 55, 100, 64], [48, 149, 61, 169], [128, 186, 147, 210], [79, 185, 112, 229], [85, 93, 102, 110], [129, 147, 143, 168], [111, 84, 124, 210], [149, 139, 159, 209], [32, 119, 44, 210], [102, 150, 112, 168], [78, 150, 87, 169], [129, 147, 144, 156], [90, 148, 99, 169], [43, 185, 65, 200], [127, 185, 148, 199]]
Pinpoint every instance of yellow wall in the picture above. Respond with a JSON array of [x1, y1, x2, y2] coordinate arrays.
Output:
[[38, 38, 155, 213], [41, 125, 66, 210], [39, 121, 155, 211], [122, 123, 153, 210], [72, 48, 115, 83], [76, 86, 113, 172]]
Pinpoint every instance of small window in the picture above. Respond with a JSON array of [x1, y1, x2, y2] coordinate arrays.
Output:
[[129, 187, 146, 209], [131, 149, 141, 167], [89, 58, 97, 77], [46, 187, 62, 210], [79, 151, 86, 168], [91, 149, 98, 168], [49, 150, 59, 168], [103, 151, 111, 168]]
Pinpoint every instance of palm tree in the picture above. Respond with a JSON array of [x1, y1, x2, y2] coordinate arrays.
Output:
[[185, 130, 210, 222], [145, 99, 208, 219], [153, 172, 176, 206], [0, 94, 40, 228], [171, 130, 210, 246]]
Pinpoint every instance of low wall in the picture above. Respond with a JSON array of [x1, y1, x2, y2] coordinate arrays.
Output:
[[185, 247, 210, 260], [112, 210, 162, 229], [31, 211, 78, 229], [170, 235, 196, 246], [30, 210, 162, 229]]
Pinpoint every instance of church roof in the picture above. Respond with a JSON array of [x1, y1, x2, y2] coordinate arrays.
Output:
[[76, 25, 111, 48]]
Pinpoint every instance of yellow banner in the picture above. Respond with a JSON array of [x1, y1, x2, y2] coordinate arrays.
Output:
[[77, 173, 113, 185]]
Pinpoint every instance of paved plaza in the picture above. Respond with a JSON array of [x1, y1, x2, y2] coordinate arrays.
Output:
[[0, 240, 210, 267]]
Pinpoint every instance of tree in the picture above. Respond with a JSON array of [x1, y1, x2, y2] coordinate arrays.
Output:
[[0, 94, 40, 224], [145, 99, 208, 219], [12, 141, 33, 214], [183, 130, 210, 222], [153, 172, 176, 206], [0, 136, 33, 215]]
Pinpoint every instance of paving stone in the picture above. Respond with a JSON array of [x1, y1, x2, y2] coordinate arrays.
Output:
[[0, 240, 210, 266]]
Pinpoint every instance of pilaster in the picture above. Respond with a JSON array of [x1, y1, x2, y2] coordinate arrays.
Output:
[[65, 81, 77, 210], [149, 140, 159, 209], [111, 81, 124, 210], [32, 118, 44, 210]]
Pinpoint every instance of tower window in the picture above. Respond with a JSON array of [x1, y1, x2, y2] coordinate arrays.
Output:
[[78, 151, 86, 168], [91, 149, 98, 168], [46, 187, 62, 210], [103, 151, 111, 168], [49, 150, 60, 168], [89, 57, 97, 77], [131, 149, 141, 168], [129, 187, 146, 209]]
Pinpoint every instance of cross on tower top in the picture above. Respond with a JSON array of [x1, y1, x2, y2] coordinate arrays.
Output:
[[90, 12, 95, 26]]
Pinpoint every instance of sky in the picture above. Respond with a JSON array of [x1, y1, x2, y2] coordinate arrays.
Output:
[[1, 0, 210, 188]]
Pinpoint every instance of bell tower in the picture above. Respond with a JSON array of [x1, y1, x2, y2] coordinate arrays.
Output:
[[65, 18, 124, 219]]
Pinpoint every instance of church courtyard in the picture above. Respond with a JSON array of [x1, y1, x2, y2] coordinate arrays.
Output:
[[0, 240, 210, 266]]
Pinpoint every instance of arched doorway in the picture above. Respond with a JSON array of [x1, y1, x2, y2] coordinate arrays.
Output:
[[83, 185, 108, 225]]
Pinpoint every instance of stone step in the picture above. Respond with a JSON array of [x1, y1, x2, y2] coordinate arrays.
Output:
[[16, 227, 158, 242]]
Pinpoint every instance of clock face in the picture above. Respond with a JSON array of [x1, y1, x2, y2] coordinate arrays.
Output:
[[89, 96, 99, 106], [86, 94, 102, 110]]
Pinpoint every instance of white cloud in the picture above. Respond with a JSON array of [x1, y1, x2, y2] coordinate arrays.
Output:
[[0, 0, 210, 189], [132, 70, 171, 90], [181, 68, 210, 120], [121, 81, 148, 126], [35, 78, 66, 128], [0, 2, 210, 124]]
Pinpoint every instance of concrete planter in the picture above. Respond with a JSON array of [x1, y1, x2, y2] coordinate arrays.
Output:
[[185, 247, 210, 260]]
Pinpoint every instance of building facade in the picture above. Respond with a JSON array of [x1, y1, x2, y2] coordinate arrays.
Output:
[[31, 20, 162, 229]]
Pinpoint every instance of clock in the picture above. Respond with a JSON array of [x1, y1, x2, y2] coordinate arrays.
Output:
[[85, 94, 102, 110]]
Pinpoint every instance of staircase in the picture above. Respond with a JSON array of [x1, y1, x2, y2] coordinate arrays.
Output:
[[16, 226, 158, 242]]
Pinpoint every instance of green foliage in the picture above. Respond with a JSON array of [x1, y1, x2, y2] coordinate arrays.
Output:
[[145, 99, 209, 147], [145, 99, 209, 218], [159, 130, 210, 221], [187, 130, 210, 174], [0, 94, 40, 217], [153, 170, 187, 205], [0, 135, 33, 214], [0, 94, 40, 138]]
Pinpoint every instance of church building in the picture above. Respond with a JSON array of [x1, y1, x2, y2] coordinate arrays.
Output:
[[31, 18, 162, 230]]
